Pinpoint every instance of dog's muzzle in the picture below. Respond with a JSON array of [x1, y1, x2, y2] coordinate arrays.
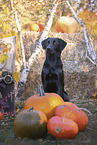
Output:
[[47, 47, 55, 54]]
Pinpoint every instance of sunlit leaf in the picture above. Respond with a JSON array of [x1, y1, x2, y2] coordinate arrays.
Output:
[[0, 54, 9, 64], [16, 108, 20, 113], [13, 71, 20, 82], [93, 23, 97, 34], [90, 88, 97, 100], [2, 22, 12, 34]]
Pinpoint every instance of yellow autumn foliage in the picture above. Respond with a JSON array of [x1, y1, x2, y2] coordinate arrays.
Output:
[[13, 71, 20, 82], [0, 20, 22, 81], [0, 54, 9, 64], [79, 10, 97, 37]]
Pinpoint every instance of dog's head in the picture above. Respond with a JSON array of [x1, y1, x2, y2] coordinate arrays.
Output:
[[41, 37, 67, 54]]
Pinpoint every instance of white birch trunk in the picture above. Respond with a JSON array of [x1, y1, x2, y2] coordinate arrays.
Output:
[[66, 1, 97, 65], [11, 0, 26, 67], [17, 0, 58, 97]]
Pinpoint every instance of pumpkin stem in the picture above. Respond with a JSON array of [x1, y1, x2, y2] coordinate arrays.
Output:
[[38, 85, 45, 96], [78, 108, 92, 115], [28, 107, 33, 112]]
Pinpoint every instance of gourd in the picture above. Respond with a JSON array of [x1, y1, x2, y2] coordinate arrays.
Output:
[[55, 16, 78, 33], [55, 102, 78, 117], [55, 102, 88, 131], [14, 107, 47, 139], [24, 85, 64, 120], [31, 23, 39, 32], [0, 112, 3, 120], [47, 116, 78, 139]]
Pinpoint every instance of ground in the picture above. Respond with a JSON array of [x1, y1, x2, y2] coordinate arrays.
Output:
[[0, 98, 97, 145]]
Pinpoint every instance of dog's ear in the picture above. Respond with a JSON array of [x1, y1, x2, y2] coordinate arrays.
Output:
[[58, 38, 67, 51], [41, 38, 49, 49]]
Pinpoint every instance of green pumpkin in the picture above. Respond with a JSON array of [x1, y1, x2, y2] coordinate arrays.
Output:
[[14, 107, 47, 139]]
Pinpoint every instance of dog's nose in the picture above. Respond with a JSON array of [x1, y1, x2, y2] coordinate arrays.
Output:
[[47, 47, 51, 51]]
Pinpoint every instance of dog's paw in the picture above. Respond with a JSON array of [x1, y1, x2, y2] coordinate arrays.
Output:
[[62, 91, 70, 102]]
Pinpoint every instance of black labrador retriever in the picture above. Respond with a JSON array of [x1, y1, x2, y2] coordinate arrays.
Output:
[[41, 37, 69, 101]]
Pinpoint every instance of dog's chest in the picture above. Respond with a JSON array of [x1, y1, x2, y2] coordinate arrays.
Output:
[[46, 54, 62, 66], [43, 60, 63, 78], [47, 55, 56, 64]]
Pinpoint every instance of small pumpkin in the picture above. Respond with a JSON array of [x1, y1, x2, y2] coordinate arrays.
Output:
[[0, 112, 3, 120], [55, 102, 78, 117], [47, 116, 78, 139], [38, 23, 44, 32], [31, 23, 39, 32], [55, 103, 88, 131], [24, 85, 64, 120], [55, 16, 78, 33], [65, 108, 88, 131], [14, 107, 47, 139]]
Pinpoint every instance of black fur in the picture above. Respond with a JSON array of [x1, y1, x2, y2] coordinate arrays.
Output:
[[41, 37, 69, 101]]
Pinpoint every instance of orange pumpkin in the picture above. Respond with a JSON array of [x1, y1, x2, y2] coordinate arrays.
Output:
[[47, 116, 78, 139], [55, 16, 78, 33], [0, 112, 3, 120], [65, 108, 88, 131], [55, 103, 88, 131], [24, 85, 64, 120], [55, 102, 78, 117], [38, 23, 44, 32], [55, 102, 78, 116]]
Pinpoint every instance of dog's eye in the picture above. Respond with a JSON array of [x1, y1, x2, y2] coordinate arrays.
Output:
[[47, 40, 50, 45], [53, 40, 56, 45]]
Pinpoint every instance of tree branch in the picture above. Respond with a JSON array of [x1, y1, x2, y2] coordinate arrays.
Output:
[[66, 1, 97, 66]]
